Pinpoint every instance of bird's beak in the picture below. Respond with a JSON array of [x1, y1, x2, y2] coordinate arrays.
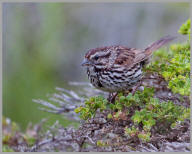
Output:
[[81, 59, 92, 66]]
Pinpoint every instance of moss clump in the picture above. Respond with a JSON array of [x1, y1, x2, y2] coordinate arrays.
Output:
[[178, 19, 190, 39], [75, 96, 108, 120], [145, 19, 190, 96], [2, 145, 14, 152], [75, 87, 189, 142]]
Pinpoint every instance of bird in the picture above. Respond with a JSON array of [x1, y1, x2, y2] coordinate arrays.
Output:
[[81, 35, 175, 102]]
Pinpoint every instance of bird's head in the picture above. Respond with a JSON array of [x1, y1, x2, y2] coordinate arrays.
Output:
[[81, 46, 114, 68]]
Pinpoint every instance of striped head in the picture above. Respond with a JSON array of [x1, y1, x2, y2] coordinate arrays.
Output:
[[81, 46, 121, 70]]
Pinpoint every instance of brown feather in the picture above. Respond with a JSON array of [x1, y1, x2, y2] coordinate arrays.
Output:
[[134, 35, 176, 65]]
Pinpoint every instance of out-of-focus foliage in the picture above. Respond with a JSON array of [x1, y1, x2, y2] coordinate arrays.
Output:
[[2, 116, 37, 152], [3, 4, 84, 130], [145, 19, 190, 96]]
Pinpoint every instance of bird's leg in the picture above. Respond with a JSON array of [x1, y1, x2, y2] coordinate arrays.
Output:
[[110, 92, 118, 103], [107, 93, 112, 102], [108, 92, 118, 103], [131, 80, 142, 96]]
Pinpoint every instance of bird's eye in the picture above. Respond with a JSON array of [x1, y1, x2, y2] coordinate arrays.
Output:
[[94, 55, 99, 60]]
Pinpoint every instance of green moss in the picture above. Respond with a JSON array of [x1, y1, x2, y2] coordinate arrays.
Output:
[[75, 87, 189, 142], [97, 140, 109, 147], [178, 19, 190, 39], [74, 96, 108, 120], [3, 145, 14, 152]]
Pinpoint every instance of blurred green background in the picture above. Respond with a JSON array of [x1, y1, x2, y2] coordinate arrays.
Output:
[[3, 3, 189, 130]]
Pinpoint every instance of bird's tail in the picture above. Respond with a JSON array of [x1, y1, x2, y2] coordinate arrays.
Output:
[[144, 35, 176, 56]]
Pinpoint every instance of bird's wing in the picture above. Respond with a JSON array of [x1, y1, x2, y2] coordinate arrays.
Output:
[[112, 46, 144, 69]]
